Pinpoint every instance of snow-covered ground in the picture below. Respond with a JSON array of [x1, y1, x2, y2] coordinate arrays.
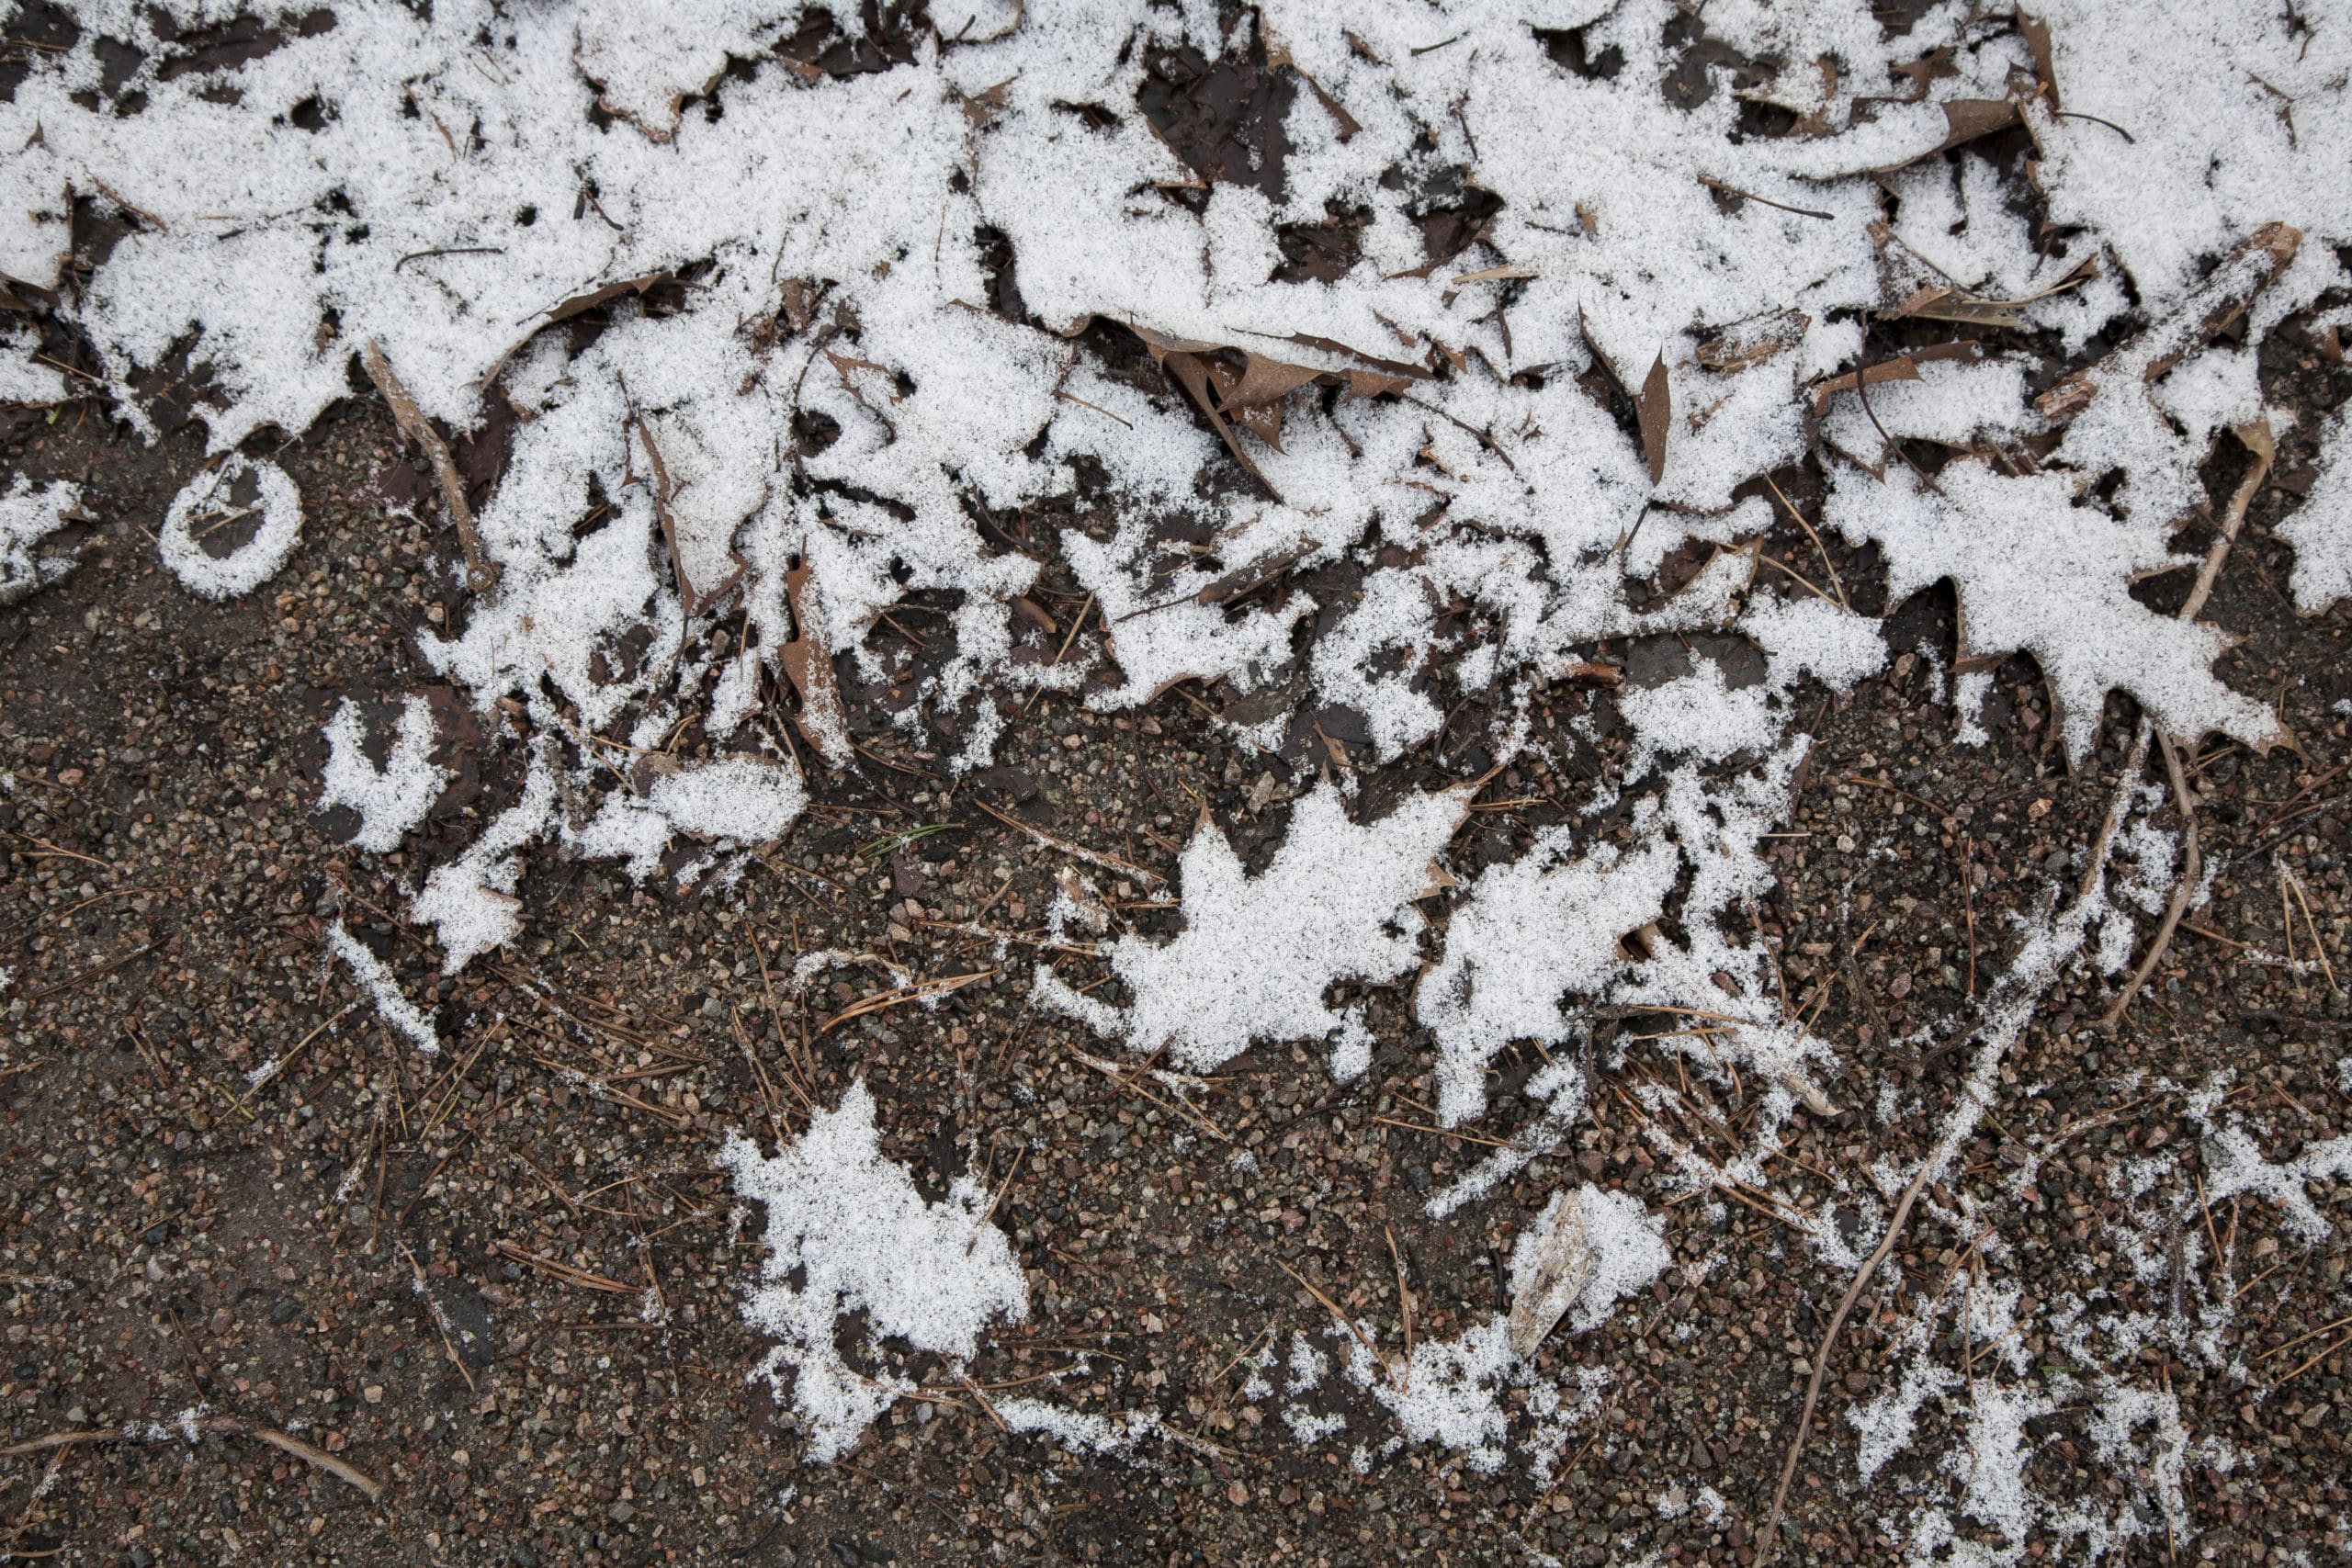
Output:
[[6, 0, 2352, 1558]]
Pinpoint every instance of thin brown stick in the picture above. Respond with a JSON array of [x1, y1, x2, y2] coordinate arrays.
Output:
[[1696, 174, 1835, 220], [361, 340, 498, 592], [2276, 1331, 2352, 1386], [1384, 1223, 1415, 1387], [1370, 1115, 1526, 1152], [817, 969, 996, 1035], [0, 1419, 383, 1503], [1764, 723, 2153, 1564], [1758, 1161, 1934, 1560], [400, 1243, 481, 1393], [2258, 1312, 2352, 1361], [1021, 592, 1095, 716], [2098, 733, 2200, 1031], [970, 796, 1165, 886], [1272, 1257, 1395, 1388]]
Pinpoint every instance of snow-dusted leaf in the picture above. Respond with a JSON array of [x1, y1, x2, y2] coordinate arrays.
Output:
[[1042, 782, 1469, 1073], [1418, 837, 1679, 1126], [1824, 459, 2282, 762], [718, 1082, 1028, 1462]]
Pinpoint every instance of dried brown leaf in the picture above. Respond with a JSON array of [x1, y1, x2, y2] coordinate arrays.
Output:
[[779, 561, 853, 768], [2018, 11, 2060, 110], [1638, 353, 1671, 485]]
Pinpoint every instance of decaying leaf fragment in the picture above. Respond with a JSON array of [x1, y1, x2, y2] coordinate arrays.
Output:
[[1696, 310, 1810, 375], [1507, 1190, 1594, 1360], [779, 560, 854, 768]]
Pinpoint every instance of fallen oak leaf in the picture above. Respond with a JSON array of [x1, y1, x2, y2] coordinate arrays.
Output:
[[2036, 222, 2299, 423]]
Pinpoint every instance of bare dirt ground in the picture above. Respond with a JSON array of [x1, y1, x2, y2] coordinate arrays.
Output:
[[3, 305, 2349, 1568]]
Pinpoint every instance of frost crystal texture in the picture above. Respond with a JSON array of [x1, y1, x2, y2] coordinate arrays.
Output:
[[719, 1083, 1028, 1462]]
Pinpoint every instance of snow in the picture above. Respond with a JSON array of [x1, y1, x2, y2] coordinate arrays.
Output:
[[718, 1082, 1029, 1462], [316, 697, 449, 854], [2281, 407, 2352, 614], [0, 324, 66, 406], [0, 476, 83, 608], [1417, 833, 1677, 1126], [326, 920, 439, 1055], [1824, 461, 2281, 763], [1038, 783, 1468, 1074], [158, 455, 304, 601], [15, 0, 2349, 1523]]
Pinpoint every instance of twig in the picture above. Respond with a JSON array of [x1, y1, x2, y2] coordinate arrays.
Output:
[[399, 1243, 480, 1393], [2100, 423, 2269, 1030], [26, 942, 154, 1003], [1021, 592, 1095, 716], [970, 796, 1165, 886], [1759, 1160, 1936, 1562], [1384, 1224, 1415, 1388], [2052, 108, 2135, 142], [1760, 472, 1848, 609], [2275, 1332, 2352, 1386], [0, 1420, 381, 1503], [1271, 1257, 1395, 1388], [1696, 174, 1835, 220], [2098, 733, 2199, 1031], [362, 341, 498, 592], [2258, 1312, 2352, 1362], [1962, 832, 1978, 998], [817, 969, 995, 1035], [1370, 1116, 1525, 1152], [493, 1241, 636, 1295], [394, 245, 504, 271]]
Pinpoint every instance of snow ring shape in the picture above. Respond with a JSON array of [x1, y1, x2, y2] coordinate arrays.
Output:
[[160, 455, 303, 600]]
